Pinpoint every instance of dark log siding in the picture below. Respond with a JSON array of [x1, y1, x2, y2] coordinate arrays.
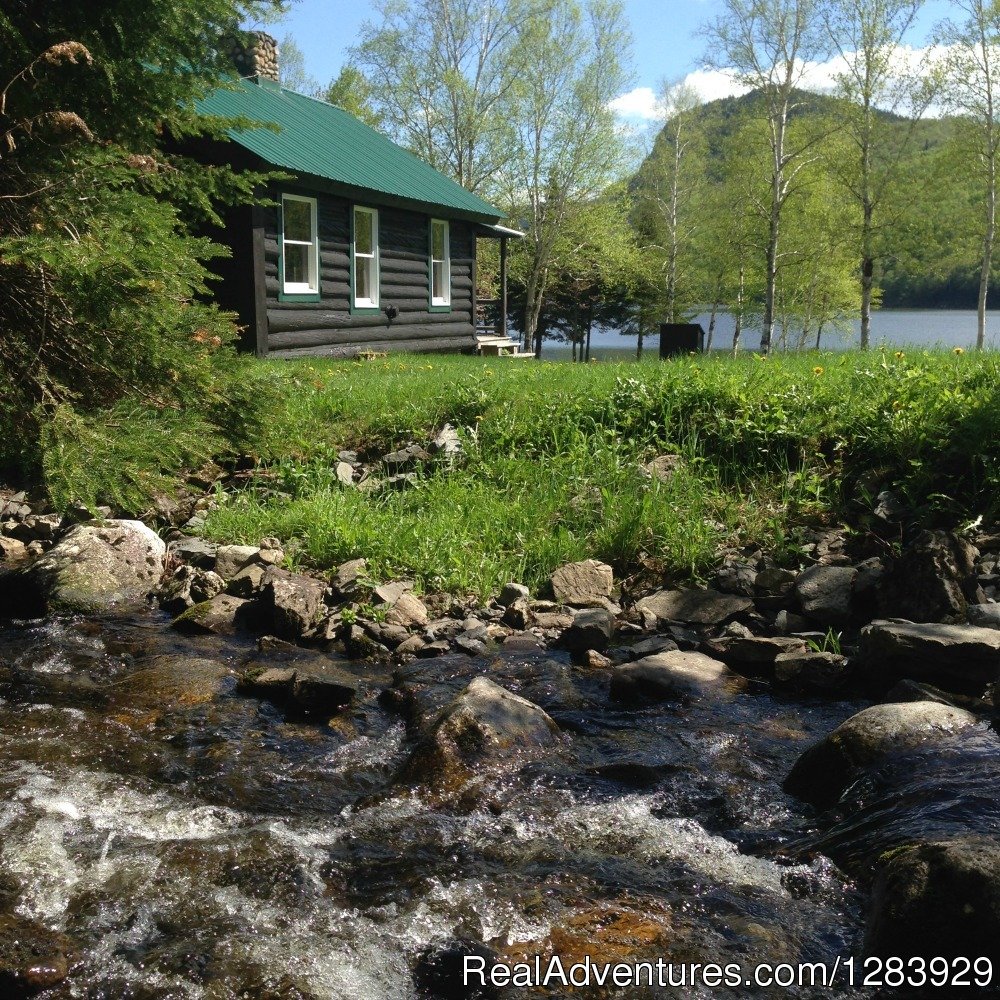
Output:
[[261, 188, 477, 357]]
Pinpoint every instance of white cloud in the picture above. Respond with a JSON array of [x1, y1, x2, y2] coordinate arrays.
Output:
[[610, 44, 944, 121]]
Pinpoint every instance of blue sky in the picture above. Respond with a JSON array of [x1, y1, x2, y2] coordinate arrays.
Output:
[[266, 0, 954, 118]]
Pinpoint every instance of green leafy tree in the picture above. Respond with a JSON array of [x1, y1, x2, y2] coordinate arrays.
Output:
[[324, 65, 384, 129], [278, 33, 320, 96], [0, 1, 282, 505]]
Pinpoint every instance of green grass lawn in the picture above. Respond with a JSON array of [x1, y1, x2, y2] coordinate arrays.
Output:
[[197, 349, 1000, 597]]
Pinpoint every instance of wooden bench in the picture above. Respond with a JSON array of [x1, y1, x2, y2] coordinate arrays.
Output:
[[475, 335, 533, 358]]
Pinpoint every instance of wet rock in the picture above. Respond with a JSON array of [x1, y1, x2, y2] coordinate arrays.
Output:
[[455, 634, 488, 657], [794, 565, 857, 627], [214, 544, 261, 580], [635, 588, 752, 627], [968, 602, 1000, 630], [416, 639, 451, 658], [402, 676, 561, 790], [0, 913, 76, 995], [237, 666, 296, 698], [156, 564, 225, 614], [784, 701, 980, 809], [113, 655, 231, 709], [413, 938, 501, 1000], [877, 529, 982, 624], [331, 558, 367, 599], [394, 634, 426, 657], [166, 536, 218, 569], [858, 620, 1000, 694], [6, 519, 165, 616], [561, 607, 615, 655], [703, 635, 808, 676], [0, 536, 28, 562], [260, 568, 327, 641], [502, 631, 542, 652], [291, 667, 357, 716], [497, 582, 529, 607], [773, 650, 852, 692], [610, 650, 741, 703], [866, 838, 1000, 960], [384, 591, 429, 628], [550, 559, 614, 606], [173, 594, 255, 636], [609, 634, 679, 662]]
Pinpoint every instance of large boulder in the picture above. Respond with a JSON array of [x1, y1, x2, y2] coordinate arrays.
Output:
[[635, 588, 752, 627], [401, 676, 561, 791], [858, 620, 1000, 694], [172, 594, 254, 636], [877, 529, 982, 624], [260, 567, 327, 641], [609, 650, 743, 703], [794, 565, 857, 627], [702, 635, 808, 676], [561, 608, 615, 655], [6, 520, 164, 616], [550, 559, 614, 606], [866, 838, 1000, 960], [784, 701, 980, 809]]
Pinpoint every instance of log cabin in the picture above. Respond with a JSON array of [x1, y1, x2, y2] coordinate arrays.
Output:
[[193, 33, 519, 359]]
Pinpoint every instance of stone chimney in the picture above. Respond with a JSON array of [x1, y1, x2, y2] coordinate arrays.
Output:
[[226, 31, 279, 83]]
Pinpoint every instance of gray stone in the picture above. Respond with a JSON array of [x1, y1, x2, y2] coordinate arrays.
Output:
[[859, 620, 1000, 693], [166, 536, 218, 569], [395, 634, 426, 657], [502, 597, 532, 630], [705, 635, 808, 674], [415, 639, 451, 658], [0, 535, 28, 562], [431, 423, 463, 456], [635, 588, 753, 626], [866, 838, 1000, 960], [794, 564, 857, 627], [291, 668, 357, 715], [335, 461, 354, 485], [384, 591, 429, 628], [610, 634, 679, 662], [257, 536, 284, 565], [383, 443, 432, 470], [332, 557, 368, 599], [561, 607, 615, 655], [968, 602, 1000, 630], [261, 568, 327, 641], [363, 620, 411, 649], [215, 544, 261, 580], [610, 650, 742, 703], [374, 580, 413, 605], [237, 666, 296, 698], [641, 454, 683, 482], [877, 529, 981, 624], [773, 650, 852, 692], [754, 566, 797, 597], [156, 565, 225, 613], [774, 609, 811, 633], [403, 676, 561, 787], [227, 562, 267, 598], [784, 701, 980, 809], [455, 635, 488, 656], [173, 593, 253, 636], [714, 558, 757, 597], [498, 582, 530, 607], [13, 519, 165, 615], [550, 559, 614, 606]]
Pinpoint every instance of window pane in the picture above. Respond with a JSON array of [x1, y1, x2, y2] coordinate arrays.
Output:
[[355, 257, 370, 301], [285, 243, 310, 286], [432, 221, 445, 259], [284, 199, 312, 243], [355, 210, 372, 255], [432, 261, 446, 300]]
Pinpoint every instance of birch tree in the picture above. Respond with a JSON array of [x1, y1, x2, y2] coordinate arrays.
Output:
[[822, 0, 927, 349], [937, 0, 1000, 350], [703, 0, 829, 354]]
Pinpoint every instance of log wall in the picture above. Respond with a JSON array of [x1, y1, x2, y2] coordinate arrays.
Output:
[[261, 189, 477, 357]]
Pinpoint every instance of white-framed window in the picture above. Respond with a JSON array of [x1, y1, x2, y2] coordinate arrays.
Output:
[[430, 218, 450, 307], [353, 206, 379, 308], [281, 194, 319, 295]]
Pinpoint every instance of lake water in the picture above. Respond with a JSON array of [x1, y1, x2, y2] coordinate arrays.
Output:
[[539, 309, 1000, 360]]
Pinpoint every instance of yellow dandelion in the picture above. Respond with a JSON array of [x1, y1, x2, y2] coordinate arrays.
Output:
[[813, 365, 824, 375], [894, 351, 905, 359], [892, 400, 904, 411], [953, 346, 965, 355]]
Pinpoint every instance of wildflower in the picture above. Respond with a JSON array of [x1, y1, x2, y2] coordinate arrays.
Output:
[[813, 365, 824, 375], [894, 351, 905, 359], [953, 347, 965, 355], [892, 400, 904, 411]]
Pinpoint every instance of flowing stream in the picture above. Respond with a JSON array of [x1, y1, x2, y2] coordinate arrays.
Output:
[[1, 610, 997, 998]]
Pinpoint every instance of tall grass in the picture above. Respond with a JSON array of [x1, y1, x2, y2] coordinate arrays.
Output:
[[202, 349, 1000, 597]]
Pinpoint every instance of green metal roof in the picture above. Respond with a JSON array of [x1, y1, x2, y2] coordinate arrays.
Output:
[[196, 78, 503, 221]]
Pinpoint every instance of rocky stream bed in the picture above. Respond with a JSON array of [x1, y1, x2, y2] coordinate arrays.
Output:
[[2, 487, 1000, 998]]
